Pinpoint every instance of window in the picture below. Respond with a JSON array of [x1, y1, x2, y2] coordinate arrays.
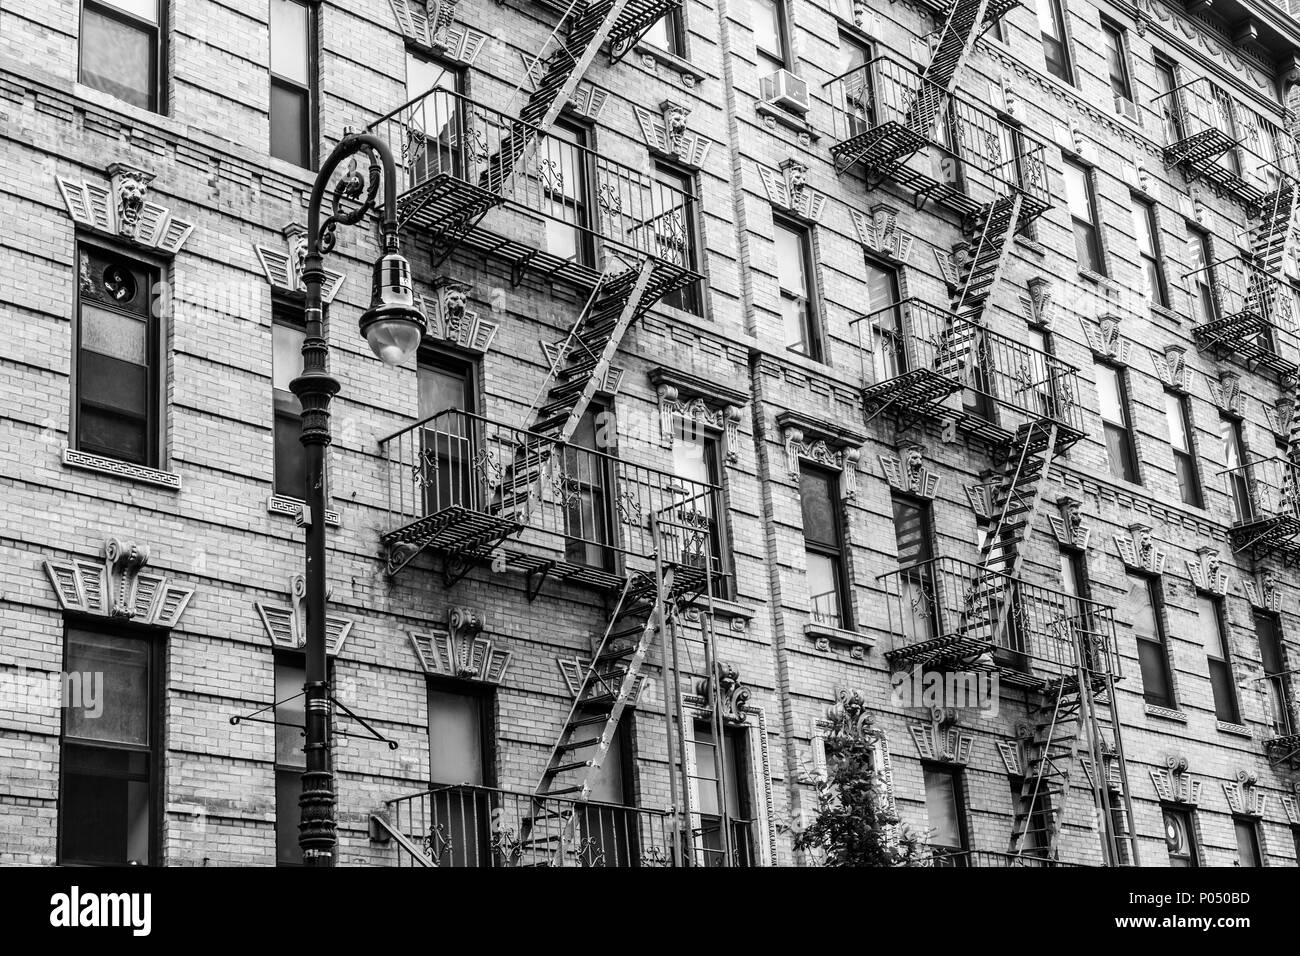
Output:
[[1187, 225, 1217, 326], [1164, 806, 1198, 866], [1153, 56, 1182, 144], [269, 0, 314, 167], [405, 54, 463, 186], [1101, 19, 1134, 114], [1059, 548, 1089, 599], [864, 255, 902, 383], [564, 408, 614, 569], [693, 722, 753, 866], [417, 352, 477, 514], [1195, 596, 1239, 723], [673, 419, 731, 598], [427, 683, 493, 867], [1024, 325, 1059, 420], [74, 244, 161, 467], [80, 0, 162, 112], [644, 6, 685, 56], [1131, 195, 1168, 306], [801, 465, 850, 629], [750, 0, 789, 74], [653, 163, 701, 314], [1096, 364, 1138, 483], [924, 766, 968, 864], [1129, 574, 1174, 708], [1164, 391, 1202, 507], [1036, 0, 1072, 83], [1234, 818, 1262, 866], [1257, 613, 1294, 737], [273, 655, 305, 866], [59, 625, 158, 865], [838, 34, 874, 137], [272, 299, 306, 499], [775, 218, 820, 359], [1064, 160, 1103, 274], [544, 121, 594, 266], [893, 495, 935, 642], [1221, 415, 1253, 524]]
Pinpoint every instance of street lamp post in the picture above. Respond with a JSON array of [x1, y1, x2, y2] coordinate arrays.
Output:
[[292, 129, 425, 867]]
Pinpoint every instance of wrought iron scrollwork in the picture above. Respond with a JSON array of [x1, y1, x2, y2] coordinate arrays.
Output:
[[423, 823, 452, 865], [319, 148, 382, 255]]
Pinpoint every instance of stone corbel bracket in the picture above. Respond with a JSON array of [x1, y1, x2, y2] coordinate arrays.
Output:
[[256, 574, 353, 656], [909, 723, 974, 765], [849, 203, 916, 264], [59, 163, 194, 253], [1243, 570, 1283, 613], [650, 367, 747, 465], [1019, 277, 1056, 329], [1081, 312, 1130, 364], [410, 607, 511, 683], [1152, 346, 1193, 392], [776, 411, 866, 503], [45, 538, 194, 628], [417, 276, 499, 353], [254, 223, 346, 303], [633, 100, 714, 168], [1114, 522, 1167, 575], [1223, 769, 1268, 818], [880, 442, 940, 500], [1208, 371, 1243, 417]]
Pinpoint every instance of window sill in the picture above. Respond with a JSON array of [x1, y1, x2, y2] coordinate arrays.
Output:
[[805, 621, 874, 659], [755, 101, 819, 141], [631, 41, 710, 86], [1077, 269, 1116, 290], [1144, 703, 1189, 723], [268, 495, 340, 527], [1014, 235, 1046, 257], [1216, 720, 1252, 738], [1149, 302, 1183, 325], [63, 448, 181, 491]]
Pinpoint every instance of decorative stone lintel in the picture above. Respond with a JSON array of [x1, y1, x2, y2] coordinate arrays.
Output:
[[651, 367, 747, 464], [1186, 546, 1228, 595], [909, 723, 974, 765], [388, 0, 487, 63], [757, 158, 826, 223], [256, 574, 353, 656], [849, 204, 916, 264], [254, 223, 346, 303], [59, 164, 194, 254], [1208, 371, 1243, 417], [1223, 769, 1267, 817], [410, 607, 512, 683], [1150, 754, 1200, 804], [776, 411, 866, 502], [632, 100, 714, 168], [1081, 312, 1130, 364], [1047, 495, 1090, 550], [45, 538, 194, 628], [1020, 276, 1056, 329], [1243, 570, 1283, 613], [417, 276, 499, 354], [879, 442, 940, 500], [1152, 346, 1193, 392], [804, 621, 874, 660], [696, 661, 752, 724], [1114, 522, 1167, 575]]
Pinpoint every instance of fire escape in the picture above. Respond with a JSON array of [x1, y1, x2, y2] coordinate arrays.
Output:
[[367, 0, 735, 866]]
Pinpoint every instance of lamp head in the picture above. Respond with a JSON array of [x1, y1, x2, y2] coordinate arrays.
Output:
[[359, 250, 425, 366]]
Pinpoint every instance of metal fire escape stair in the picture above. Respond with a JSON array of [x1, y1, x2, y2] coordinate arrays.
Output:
[[535, 564, 674, 801], [1250, 179, 1298, 275], [953, 193, 1023, 322], [833, 0, 994, 175], [528, 259, 656, 442]]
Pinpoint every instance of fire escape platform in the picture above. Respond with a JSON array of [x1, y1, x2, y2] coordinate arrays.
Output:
[[883, 633, 1050, 690], [1228, 513, 1300, 563], [1264, 731, 1300, 767], [382, 505, 524, 556], [1164, 136, 1268, 209], [1191, 312, 1299, 378], [831, 122, 927, 176]]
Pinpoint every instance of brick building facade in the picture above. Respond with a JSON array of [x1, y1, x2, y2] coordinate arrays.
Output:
[[1, 0, 1299, 867]]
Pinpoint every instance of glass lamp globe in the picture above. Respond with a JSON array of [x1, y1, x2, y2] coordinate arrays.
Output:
[[359, 250, 426, 366]]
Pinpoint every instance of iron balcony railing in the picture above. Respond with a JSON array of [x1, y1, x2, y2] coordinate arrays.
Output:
[[368, 86, 697, 275], [1153, 75, 1297, 206], [878, 556, 1121, 682], [928, 848, 1086, 868], [379, 409, 724, 574], [1219, 456, 1300, 526], [1185, 255, 1299, 373], [853, 298, 1085, 438], [380, 784, 675, 867], [822, 53, 1051, 217]]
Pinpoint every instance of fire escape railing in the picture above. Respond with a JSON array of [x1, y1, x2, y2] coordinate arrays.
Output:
[[1153, 75, 1297, 209], [367, 87, 699, 281], [378, 784, 675, 867], [823, 53, 1051, 220], [852, 297, 1084, 440], [379, 409, 724, 579], [878, 556, 1120, 685], [1185, 254, 1299, 376], [1220, 455, 1300, 534]]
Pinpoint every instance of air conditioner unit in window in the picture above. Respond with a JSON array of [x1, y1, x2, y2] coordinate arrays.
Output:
[[1114, 95, 1139, 122], [761, 69, 810, 114]]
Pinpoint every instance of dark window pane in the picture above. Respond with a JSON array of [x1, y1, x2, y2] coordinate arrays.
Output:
[[270, 81, 309, 167], [275, 769, 303, 865], [81, 6, 154, 110], [1174, 453, 1201, 507], [799, 468, 838, 547], [1104, 423, 1137, 482], [429, 688, 485, 786], [892, 497, 931, 564], [62, 744, 151, 864], [64, 629, 149, 745], [924, 768, 964, 850], [80, 351, 149, 416], [1164, 807, 1197, 866], [274, 409, 307, 499], [78, 405, 148, 463], [1138, 638, 1172, 707], [1234, 820, 1261, 866], [274, 659, 306, 768], [1209, 659, 1240, 723]]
